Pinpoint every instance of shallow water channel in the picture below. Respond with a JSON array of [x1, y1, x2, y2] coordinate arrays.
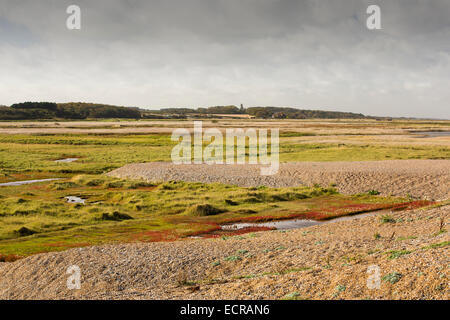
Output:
[[0, 178, 60, 187], [54, 158, 79, 163], [410, 131, 450, 138], [221, 210, 384, 232]]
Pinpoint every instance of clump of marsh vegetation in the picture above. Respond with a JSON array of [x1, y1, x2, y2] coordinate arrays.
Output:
[[224, 255, 242, 262], [333, 284, 347, 298], [85, 179, 104, 187], [105, 181, 124, 188], [70, 175, 153, 190], [387, 250, 412, 259], [159, 181, 180, 190], [14, 227, 36, 237], [422, 241, 450, 250], [380, 214, 396, 223], [50, 181, 79, 190], [234, 209, 257, 214], [99, 211, 133, 221], [382, 272, 402, 284], [239, 186, 337, 204], [185, 204, 225, 216], [71, 175, 106, 186], [224, 199, 239, 206], [128, 181, 155, 189]]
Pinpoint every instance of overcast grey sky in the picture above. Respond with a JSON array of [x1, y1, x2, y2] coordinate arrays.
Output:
[[0, 0, 449, 118]]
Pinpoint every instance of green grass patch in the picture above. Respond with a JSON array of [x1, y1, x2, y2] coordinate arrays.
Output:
[[387, 250, 412, 259], [422, 241, 450, 250], [382, 272, 402, 284]]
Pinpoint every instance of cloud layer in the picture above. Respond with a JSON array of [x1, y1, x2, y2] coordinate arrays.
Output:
[[0, 0, 449, 118]]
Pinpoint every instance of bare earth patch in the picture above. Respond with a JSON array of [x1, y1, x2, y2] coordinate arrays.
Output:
[[108, 160, 450, 201]]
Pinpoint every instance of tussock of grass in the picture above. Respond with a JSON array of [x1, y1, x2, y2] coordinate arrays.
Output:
[[71, 175, 106, 186], [50, 181, 79, 190], [128, 181, 155, 189], [105, 181, 124, 188], [185, 204, 225, 217], [14, 227, 36, 237], [234, 209, 257, 214], [224, 255, 241, 262], [224, 199, 238, 206], [382, 272, 402, 284], [380, 215, 396, 223], [239, 187, 336, 204], [99, 211, 133, 221]]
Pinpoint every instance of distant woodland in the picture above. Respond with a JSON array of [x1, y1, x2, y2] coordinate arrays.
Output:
[[0, 102, 368, 120], [0, 102, 141, 120]]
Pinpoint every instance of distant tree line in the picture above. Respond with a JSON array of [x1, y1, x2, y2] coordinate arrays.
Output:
[[246, 107, 366, 119], [159, 105, 244, 115], [0, 102, 367, 120], [158, 105, 366, 119], [0, 102, 141, 120]]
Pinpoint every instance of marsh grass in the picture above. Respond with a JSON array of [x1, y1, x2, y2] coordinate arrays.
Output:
[[0, 174, 413, 256], [0, 126, 445, 257], [0, 132, 449, 180]]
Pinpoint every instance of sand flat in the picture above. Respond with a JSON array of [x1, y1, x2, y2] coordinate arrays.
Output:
[[108, 160, 450, 200]]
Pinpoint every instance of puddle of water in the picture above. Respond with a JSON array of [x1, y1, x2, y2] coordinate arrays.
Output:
[[222, 219, 320, 231], [410, 131, 450, 138], [0, 178, 60, 187], [54, 158, 79, 163], [65, 196, 86, 204], [221, 210, 385, 232]]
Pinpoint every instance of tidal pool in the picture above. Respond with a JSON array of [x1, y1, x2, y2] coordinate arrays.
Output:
[[221, 210, 384, 231], [54, 158, 79, 163], [65, 196, 86, 204]]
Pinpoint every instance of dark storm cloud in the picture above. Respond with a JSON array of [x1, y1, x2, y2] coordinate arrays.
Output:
[[0, 0, 449, 118]]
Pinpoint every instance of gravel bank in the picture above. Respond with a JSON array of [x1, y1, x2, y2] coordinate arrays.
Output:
[[108, 160, 450, 200], [0, 205, 448, 300]]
